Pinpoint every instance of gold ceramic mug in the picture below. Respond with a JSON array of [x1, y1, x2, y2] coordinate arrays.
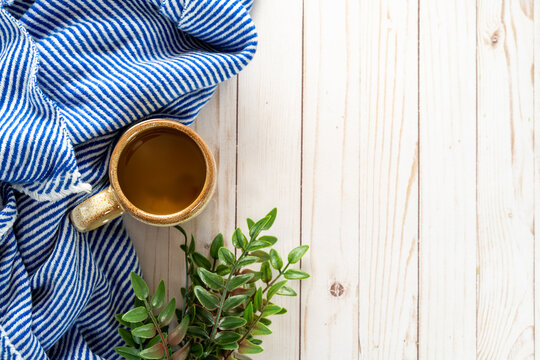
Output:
[[70, 119, 216, 232]]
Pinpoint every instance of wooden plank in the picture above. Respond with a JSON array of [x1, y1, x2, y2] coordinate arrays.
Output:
[[418, 1, 477, 358], [358, 0, 418, 359], [126, 216, 171, 298], [301, 0, 360, 359], [127, 80, 238, 303], [235, 0, 303, 358], [477, 0, 535, 358]]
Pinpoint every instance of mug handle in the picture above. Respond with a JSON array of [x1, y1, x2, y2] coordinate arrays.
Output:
[[70, 187, 124, 232]]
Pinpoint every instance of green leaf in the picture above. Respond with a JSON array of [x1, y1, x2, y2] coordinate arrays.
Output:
[[237, 286, 257, 297], [250, 250, 270, 262], [132, 335, 143, 345], [236, 256, 258, 269], [243, 302, 254, 323], [146, 334, 161, 348], [262, 208, 277, 230], [258, 235, 278, 246], [249, 237, 277, 251], [196, 306, 214, 325], [276, 307, 288, 315], [188, 235, 195, 254], [252, 321, 272, 336], [172, 343, 190, 360], [138, 343, 165, 359], [248, 271, 261, 283], [260, 262, 272, 283], [223, 295, 248, 311], [239, 339, 264, 354], [131, 323, 155, 339], [287, 245, 309, 264], [150, 280, 165, 308], [267, 280, 287, 299], [190, 342, 204, 358], [218, 247, 236, 266], [219, 316, 247, 330], [214, 331, 242, 345], [157, 298, 176, 325], [117, 328, 136, 347], [283, 269, 310, 280], [167, 315, 189, 346], [249, 215, 271, 238], [187, 326, 209, 339], [246, 218, 255, 230], [220, 342, 239, 351], [254, 288, 263, 311], [251, 339, 263, 346], [185, 306, 196, 321], [197, 268, 224, 290], [259, 317, 272, 326], [262, 304, 282, 317], [194, 286, 220, 310], [192, 252, 212, 269], [115, 346, 141, 360], [269, 249, 283, 270], [216, 264, 232, 276], [277, 285, 298, 296], [122, 306, 147, 323], [130, 272, 149, 300], [229, 273, 255, 290], [248, 240, 273, 251], [210, 233, 225, 259], [115, 314, 131, 327], [232, 228, 248, 250]]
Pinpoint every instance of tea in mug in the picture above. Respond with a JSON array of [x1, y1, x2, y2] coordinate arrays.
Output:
[[117, 128, 206, 215]]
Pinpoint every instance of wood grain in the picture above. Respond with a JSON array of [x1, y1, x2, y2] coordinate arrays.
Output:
[[124, 1, 540, 359], [236, 0, 303, 358], [476, 0, 535, 358], [358, 0, 418, 359], [418, 0, 477, 358], [301, 0, 360, 359]]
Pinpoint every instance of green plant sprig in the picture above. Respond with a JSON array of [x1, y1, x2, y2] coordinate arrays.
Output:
[[115, 208, 310, 360]]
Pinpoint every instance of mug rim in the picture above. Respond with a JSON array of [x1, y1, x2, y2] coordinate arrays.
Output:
[[109, 119, 216, 226]]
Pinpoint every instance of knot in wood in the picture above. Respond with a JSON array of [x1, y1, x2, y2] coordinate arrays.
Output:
[[329, 282, 345, 297], [490, 31, 500, 46]]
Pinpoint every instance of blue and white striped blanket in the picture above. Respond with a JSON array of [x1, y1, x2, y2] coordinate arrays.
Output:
[[0, 0, 256, 358]]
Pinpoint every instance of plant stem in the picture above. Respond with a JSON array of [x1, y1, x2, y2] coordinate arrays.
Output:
[[208, 247, 249, 342], [144, 299, 171, 360], [182, 235, 189, 317], [262, 263, 290, 295], [223, 305, 267, 360]]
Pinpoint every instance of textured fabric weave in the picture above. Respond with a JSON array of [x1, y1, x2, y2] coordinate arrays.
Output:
[[0, 0, 256, 358]]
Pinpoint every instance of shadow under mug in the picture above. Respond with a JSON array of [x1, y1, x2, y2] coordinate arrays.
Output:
[[70, 119, 216, 232]]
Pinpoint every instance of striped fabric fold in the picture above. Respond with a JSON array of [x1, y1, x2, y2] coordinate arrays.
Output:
[[0, 0, 257, 358]]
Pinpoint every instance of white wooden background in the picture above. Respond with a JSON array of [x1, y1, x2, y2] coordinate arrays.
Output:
[[125, 0, 540, 358]]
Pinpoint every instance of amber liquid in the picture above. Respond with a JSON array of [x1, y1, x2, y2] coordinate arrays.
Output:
[[117, 128, 206, 215]]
